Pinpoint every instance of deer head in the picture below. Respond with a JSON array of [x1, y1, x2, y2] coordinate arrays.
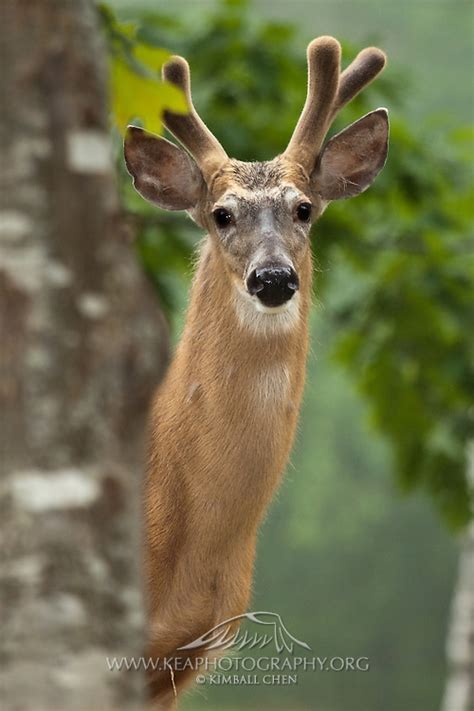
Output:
[[124, 37, 389, 315]]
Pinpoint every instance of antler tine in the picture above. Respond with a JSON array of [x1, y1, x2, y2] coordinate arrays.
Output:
[[162, 56, 228, 180], [329, 46, 386, 120], [284, 36, 341, 172]]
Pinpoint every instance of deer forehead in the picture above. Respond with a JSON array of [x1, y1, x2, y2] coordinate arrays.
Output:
[[210, 158, 309, 200], [215, 185, 305, 215]]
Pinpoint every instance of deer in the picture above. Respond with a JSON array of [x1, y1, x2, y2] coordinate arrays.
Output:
[[123, 36, 389, 709]]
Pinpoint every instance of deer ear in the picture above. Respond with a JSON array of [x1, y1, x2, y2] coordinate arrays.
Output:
[[124, 126, 204, 210], [314, 108, 389, 201]]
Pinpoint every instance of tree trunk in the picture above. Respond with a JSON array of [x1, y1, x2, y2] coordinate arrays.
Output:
[[441, 442, 474, 711], [0, 1, 168, 709]]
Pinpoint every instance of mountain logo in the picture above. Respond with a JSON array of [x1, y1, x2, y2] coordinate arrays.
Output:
[[177, 611, 311, 654]]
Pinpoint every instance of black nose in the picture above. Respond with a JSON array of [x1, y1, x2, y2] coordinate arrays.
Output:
[[246, 266, 299, 308]]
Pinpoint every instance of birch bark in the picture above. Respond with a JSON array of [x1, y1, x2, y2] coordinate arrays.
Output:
[[0, 1, 168, 708]]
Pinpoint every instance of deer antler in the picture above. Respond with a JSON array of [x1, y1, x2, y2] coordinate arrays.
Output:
[[331, 46, 386, 119], [284, 36, 341, 171], [162, 56, 228, 181], [284, 37, 386, 173]]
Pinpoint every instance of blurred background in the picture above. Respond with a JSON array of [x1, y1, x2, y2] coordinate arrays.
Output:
[[1, 0, 472, 710]]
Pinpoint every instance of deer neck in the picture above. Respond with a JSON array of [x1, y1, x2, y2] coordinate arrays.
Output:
[[171, 237, 311, 413], [154, 237, 312, 531]]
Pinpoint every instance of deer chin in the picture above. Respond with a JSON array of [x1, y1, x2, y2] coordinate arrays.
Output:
[[232, 284, 300, 336]]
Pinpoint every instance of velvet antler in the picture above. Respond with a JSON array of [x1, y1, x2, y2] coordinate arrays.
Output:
[[284, 37, 341, 171], [284, 37, 386, 173], [331, 46, 386, 119], [162, 56, 228, 181]]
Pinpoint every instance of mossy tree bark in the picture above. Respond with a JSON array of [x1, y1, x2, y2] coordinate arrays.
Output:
[[0, 1, 168, 708]]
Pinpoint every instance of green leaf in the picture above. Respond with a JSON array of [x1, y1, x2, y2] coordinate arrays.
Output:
[[134, 44, 171, 74], [110, 57, 187, 135]]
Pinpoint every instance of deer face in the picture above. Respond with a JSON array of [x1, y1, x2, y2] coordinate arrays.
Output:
[[124, 37, 389, 316], [206, 160, 316, 311]]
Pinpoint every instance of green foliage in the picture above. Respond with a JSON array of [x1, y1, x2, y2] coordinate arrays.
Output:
[[98, 3, 186, 134], [101, 0, 473, 527], [327, 124, 474, 528]]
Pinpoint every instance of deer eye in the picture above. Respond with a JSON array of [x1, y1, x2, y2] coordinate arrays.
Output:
[[213, 208, 233, 228], [296, 202, 312, 223]]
